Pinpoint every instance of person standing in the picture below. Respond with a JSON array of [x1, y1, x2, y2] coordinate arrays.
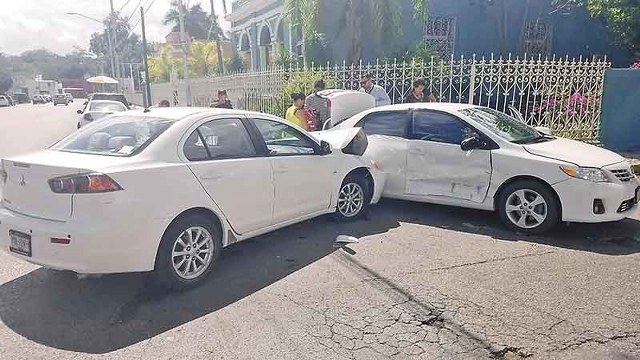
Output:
[[405, 79, 437, 103], [210, 89, 233, 109], [359, 74, 391, 107], [305, 79, 329, 130], [285, 93, 313, 131]]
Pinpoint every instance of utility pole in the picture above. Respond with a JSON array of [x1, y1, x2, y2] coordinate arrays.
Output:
[[140, 6, 152, 107], [179, 1, 192, 106], [109, 0, 121, 88], [210, 0, 225, 74]]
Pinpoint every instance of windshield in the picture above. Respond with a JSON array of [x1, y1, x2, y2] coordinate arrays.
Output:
[[459, 107, 545, 143], [90, 101, 126, 112], [51, 115, 176, 157]]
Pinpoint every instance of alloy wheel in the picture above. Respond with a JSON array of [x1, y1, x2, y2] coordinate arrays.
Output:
[[505, 189, 548, 229], [171, 226, 215, 280], [338, 182, 364, 218]]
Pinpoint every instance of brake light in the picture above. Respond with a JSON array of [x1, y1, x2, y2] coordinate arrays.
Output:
[[48, 174, 122, 194]]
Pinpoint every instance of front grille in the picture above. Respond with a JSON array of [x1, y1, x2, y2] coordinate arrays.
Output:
[[617, 197, 638, 213], [610, 169, 635, 182]]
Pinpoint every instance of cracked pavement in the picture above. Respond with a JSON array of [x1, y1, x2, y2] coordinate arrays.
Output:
[[0, 104, 639, 359]]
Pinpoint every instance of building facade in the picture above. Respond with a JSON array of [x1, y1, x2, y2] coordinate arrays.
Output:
[[226, 0, 629, 69]]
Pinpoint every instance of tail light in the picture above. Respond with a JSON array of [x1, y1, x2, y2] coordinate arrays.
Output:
[[0, 160, 6, 185], [48, 173, 123, 194]]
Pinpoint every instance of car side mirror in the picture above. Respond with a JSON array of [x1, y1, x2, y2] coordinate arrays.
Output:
[[460, 136, 483, 151], [83, 113, 93, 121], [319, 140, 332, 155], [77, 109, 83, 114]]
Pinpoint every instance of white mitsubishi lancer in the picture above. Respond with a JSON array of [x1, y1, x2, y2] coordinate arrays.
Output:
[[0, 108, 384, 289], [332, 103, 639, 234]]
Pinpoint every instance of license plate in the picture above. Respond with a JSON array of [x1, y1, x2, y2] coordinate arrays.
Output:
[[9, 230, 32, 257]]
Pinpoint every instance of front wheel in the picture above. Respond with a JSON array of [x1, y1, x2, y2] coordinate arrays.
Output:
[[334, 174, 370, 221], [152, 214, 222, 290], [497, 180, 560, 234]]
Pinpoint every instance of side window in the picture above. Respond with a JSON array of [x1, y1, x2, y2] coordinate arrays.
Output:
[[252, 118, 318, 156], [411, 111, 476, 145], [356, 112, 409, 137], [183, 118, 256, 161]]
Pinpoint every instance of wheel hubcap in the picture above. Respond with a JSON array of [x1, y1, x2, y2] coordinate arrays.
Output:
[[338, 182, 364, 218], [505, 189, 548, 229], [172, 226, 215, 280]]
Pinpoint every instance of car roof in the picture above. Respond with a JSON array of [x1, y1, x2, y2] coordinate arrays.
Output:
[[109, 107, 258, 121], [371, 102, 478, 112]]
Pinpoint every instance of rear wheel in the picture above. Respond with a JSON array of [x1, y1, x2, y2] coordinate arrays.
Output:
[[334, 174, 370, 221], [152, 214, 222, 290], [497, 180, 559, 234]]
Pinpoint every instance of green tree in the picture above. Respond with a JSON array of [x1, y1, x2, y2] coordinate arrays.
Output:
[[148, 48, 179, 83], [163, 1, 214, 40], [285, 0, 417, 63], [89, 13, 143, 77], [0, 71, 12, 93], [553, 0, 640, 56]]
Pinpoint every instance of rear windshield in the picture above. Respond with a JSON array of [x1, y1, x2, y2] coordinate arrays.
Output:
[[90, 101, 125, 112], [51, 115, 176, 157], [91, 94, 128, 106]]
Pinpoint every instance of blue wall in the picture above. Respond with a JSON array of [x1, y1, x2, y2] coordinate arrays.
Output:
[[320, 0, 628, 66], [600, 69, 640, 153]]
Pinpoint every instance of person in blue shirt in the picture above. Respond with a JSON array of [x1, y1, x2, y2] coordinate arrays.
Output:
[[359, 74, 391, 107]]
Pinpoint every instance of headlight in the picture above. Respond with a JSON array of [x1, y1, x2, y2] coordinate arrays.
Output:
[[560, 166, 609, 183]]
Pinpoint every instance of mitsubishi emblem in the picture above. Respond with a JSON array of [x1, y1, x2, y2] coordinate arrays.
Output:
[[18, 175, 26, 186]]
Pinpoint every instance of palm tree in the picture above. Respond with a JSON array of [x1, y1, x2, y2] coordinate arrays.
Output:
[[285, 0, 430, 64], [163, 1, 214, 40]]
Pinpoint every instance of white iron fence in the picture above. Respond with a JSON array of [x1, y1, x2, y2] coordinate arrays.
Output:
[[156, 55, 610, 142]]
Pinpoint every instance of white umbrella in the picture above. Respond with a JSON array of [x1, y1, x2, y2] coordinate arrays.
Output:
[[86, 76, 119, 84]]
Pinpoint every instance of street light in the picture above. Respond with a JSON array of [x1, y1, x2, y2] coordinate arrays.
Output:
[[66, 12, 116, 79]]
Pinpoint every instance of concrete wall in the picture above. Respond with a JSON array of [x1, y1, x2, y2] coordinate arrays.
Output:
[[600, 69, 640, 153]]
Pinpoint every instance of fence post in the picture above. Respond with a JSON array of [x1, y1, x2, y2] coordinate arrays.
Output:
[[469, 55, 476, 105]]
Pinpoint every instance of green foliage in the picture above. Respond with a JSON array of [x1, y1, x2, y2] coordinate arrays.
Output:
[[226, 52, 245, 73], [0, 49, 99, 85], [384, 42, 442, 63], [163, 1, 222, 41], [89, 13, 143, 77], [267, 69, 333, 117], [274, 42, 302, 68], [0, 70, 13, 93], [552, 0, 640, 56]]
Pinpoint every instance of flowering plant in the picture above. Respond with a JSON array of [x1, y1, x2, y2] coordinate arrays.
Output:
[[631, 61, 640, 69]]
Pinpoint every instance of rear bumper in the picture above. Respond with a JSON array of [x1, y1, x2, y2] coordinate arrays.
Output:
[[0, 206, 167, 274], [553, 177, 639, 223]]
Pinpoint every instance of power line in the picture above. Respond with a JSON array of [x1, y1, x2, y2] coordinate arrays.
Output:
[[119, 0, 134, 12]]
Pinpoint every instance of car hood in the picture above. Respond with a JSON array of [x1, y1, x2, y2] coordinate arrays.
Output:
[[523, 137, 626, 168]]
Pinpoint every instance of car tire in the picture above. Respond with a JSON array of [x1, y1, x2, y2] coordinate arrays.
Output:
[[333, 173, 370, 221], [152, 213, 222, 291], [497, 180, 560, 234]]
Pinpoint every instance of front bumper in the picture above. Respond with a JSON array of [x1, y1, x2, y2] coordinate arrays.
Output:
[[553, 177, 639, 223], [0, 206, 166, 274]]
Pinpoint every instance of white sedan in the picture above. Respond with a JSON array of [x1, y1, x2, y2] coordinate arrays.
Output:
[[332, 103, 639, 234], [0, 108, 384, 289], [77, 100, 128, 128]]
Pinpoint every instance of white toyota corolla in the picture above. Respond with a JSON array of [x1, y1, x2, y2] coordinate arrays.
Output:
[[331, 103, 639, 234], [0, 108, 384, 289]]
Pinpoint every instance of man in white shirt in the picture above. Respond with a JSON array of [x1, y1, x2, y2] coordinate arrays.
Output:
[[359, 73, 391, 107]]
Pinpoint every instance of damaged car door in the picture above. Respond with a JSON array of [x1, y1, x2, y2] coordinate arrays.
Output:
[[405, 110, 492, 203]]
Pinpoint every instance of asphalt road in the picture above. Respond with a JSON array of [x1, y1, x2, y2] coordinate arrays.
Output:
[[0, 103, 639, 360]]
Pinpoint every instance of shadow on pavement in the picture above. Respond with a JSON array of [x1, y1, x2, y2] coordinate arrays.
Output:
[[0, 199, 638, 354]]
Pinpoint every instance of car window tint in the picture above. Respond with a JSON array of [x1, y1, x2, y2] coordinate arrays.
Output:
[[411, 111, 476, 145], [357, 112, 408, 137], [252, 118, 317, 156], [184, 118, 256, 161]]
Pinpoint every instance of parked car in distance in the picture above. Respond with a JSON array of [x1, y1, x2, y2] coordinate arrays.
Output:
[[0, 107, 384, 290], [0, 95, 9, 107], [12, 93, 29, 104], [43, 94, 52, 103], [318, 90, 376, 130], [53, 94, 69, 106], [331, 103, 639, 234], [65, 93, 74, 103], [77, 100, 128, 128], [32, 95, 45, 104]]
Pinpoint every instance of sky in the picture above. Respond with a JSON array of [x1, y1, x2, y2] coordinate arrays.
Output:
[[0, 0, 231, 55]]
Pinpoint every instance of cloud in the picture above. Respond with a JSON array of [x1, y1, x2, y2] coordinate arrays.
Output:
[[0, 0, 231, 55]]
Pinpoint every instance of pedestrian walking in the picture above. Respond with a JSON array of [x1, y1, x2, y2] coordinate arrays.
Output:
[[405, 79, 437, 103], [359, 74, 391, 107], [306, 79, 329, 129], [210, 89, 233, 109]]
